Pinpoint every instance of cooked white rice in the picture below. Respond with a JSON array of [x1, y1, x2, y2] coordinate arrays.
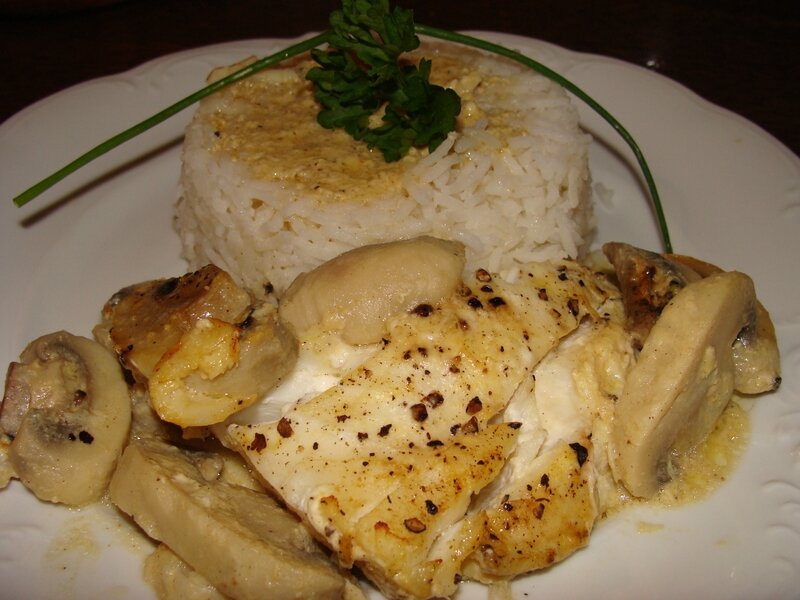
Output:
[[175, 43, 593, 294]]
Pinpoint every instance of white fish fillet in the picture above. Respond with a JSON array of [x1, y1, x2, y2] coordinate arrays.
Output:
[[230, 261, 621, 599]]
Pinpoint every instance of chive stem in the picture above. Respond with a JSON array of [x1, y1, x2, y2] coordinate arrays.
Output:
[[12, 25, 672, 254], [414, 24, 672, 253], [12, 32, 331, 209]]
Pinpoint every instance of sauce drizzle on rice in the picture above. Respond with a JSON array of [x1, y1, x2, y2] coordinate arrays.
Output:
[[175, 42, 593, 294], [205, 55, 410, 203]]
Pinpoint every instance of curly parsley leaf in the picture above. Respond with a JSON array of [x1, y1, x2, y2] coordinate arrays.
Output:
[[306, 0, 461, 162]]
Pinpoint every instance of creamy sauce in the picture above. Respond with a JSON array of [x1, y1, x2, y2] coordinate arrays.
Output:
[[235, 316, 750, 518], [21, 277, 760, 599], [205, 56, 412, 203], [593, 398, 750, 524], [635, 521, 665, 534], [42, 502, 155, 599], [44, 513, 101, 596], [655, 398, 750, 506], [200, 47, 524, 205]]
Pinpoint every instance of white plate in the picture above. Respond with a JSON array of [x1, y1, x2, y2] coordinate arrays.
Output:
[[1, 33, 798, 600]]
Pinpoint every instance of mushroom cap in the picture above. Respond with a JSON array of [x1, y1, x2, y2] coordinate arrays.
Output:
[[666, 254, 781, 395], [279, 235, 466, 345], [611, 271, 756, 498], [1, 331, 131, 505]]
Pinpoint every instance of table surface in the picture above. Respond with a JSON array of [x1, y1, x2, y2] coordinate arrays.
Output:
[[1, 0, 798, 158]]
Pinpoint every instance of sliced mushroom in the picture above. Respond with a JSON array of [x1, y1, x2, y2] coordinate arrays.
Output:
[[279, 236, 466, 345], [611, 272, 756, 498], [0, 435, 14, 489], [148, 303, 297, 427], [666, 254, 781, 394], [94, 265, 253, 384], [0, 331, 131, 505], [604, 243, 780, 395], [602, 242, 699, 345], [144, 544, 228, 600], [109, 439, 348, 600], [95, 266, 298, 428]]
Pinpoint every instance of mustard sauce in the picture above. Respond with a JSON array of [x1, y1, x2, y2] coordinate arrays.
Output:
[[200, 47, 525, 205]]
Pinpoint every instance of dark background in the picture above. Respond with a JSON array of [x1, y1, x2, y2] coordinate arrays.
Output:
[[0, 0, 798, 156]]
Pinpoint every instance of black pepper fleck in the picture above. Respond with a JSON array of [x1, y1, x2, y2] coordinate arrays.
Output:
[[569, 442, 589, 466], [467, 297, 483, 309], [567, 297, 580, 316], [248, 432, 267, 452], [410, 404, 428, 422], [423, 391, 444, 408], [411, 304, 433, 317], [277, 417, 293, 438], [465, 396, 483, 414], [462, 416, 479, 434], [404, 518, 426, 533], [475, 269, 492, 282], [238, 313, 255, 329]]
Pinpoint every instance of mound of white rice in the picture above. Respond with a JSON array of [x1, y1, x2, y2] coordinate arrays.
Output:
[[175, 43, 593, 294]]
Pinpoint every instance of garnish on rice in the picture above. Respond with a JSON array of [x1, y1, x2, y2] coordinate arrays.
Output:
[[307, 0, 461, 162], [10, 0, 671, 253]]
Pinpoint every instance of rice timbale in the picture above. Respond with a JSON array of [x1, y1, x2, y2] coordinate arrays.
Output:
[[175, 42, 594, 294]]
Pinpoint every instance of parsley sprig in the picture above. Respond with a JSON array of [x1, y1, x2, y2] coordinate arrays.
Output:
[[306, 0, 461, 161]]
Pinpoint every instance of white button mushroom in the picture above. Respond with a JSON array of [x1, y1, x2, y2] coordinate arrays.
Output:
[[0, 331, 131, 506], [666, 253, 781, 395], [610, 272, 758, 498], [279, 235, 466, 345], [109, 439, 347, 599], [96, 266, 298, 428]]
